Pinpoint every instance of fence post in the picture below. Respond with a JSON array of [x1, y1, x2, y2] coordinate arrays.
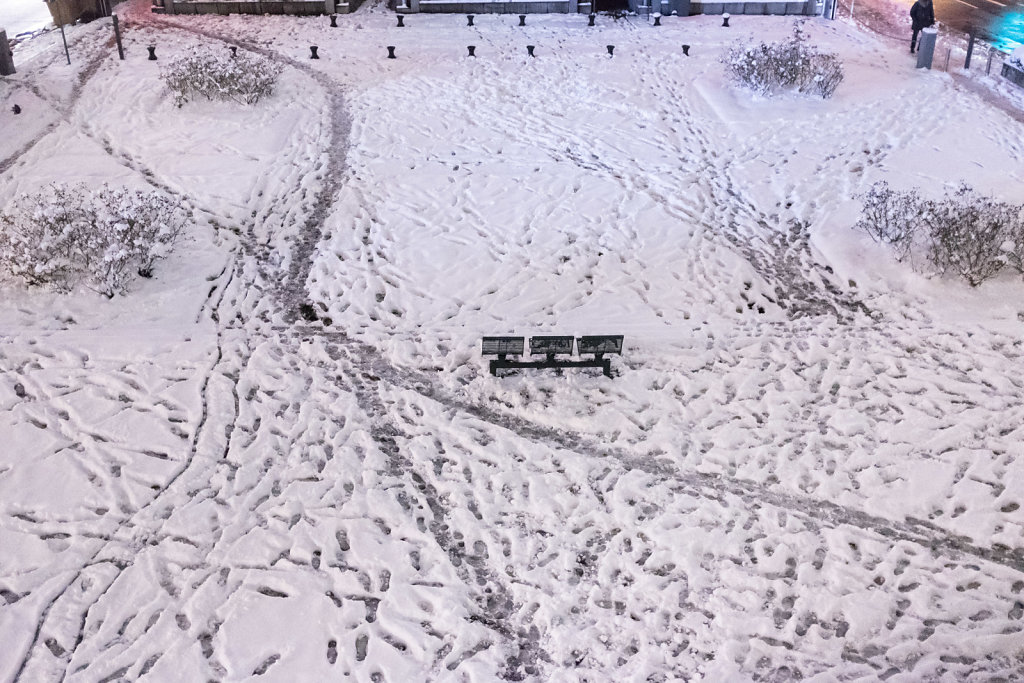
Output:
[[964, 31, 975, 69], [986, 49, 994, 75], [0, 30, 15, 76]]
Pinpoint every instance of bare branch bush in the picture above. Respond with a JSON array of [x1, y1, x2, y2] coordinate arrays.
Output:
[[856, 182, 1024, 287], [924, 185, 1020, 287], [0, 185, 190, 297], [0, 184, 85, 291], [162, 49, 283, 107], [723, 28, 844, 99], [854, 181, 927, 262], [801, 53, 845, 99]]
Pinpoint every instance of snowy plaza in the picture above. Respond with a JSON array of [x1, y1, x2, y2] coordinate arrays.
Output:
[[2, 0, 1024, 679]]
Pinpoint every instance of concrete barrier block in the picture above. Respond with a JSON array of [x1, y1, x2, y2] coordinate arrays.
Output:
[[1002, 63, 1024, 87], [743, 2, 764, 12]]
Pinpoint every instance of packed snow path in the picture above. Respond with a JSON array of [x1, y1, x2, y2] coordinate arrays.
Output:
[[2, 2, 1024, 681]]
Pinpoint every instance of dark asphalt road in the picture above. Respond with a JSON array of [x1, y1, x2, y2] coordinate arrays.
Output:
[[931, 0, 1024, 48]]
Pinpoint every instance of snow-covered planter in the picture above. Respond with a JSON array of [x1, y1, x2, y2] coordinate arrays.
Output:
[[162, 49, 283, 107], [723, 29, 844, 99], [856, 181, 1024, 286], [0, 185, 190, 297], [1002, 46, 1024, 88]]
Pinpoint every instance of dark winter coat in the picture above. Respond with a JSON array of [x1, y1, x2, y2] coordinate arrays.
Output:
[[910, 0, 935, 31]]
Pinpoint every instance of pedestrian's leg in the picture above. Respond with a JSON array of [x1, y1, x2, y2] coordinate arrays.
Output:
[[911, 28, 918, 53]]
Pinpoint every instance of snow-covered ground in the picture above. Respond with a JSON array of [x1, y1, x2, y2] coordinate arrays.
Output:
[[1, 0, 53, 37], [2, 0, 1024, 680]]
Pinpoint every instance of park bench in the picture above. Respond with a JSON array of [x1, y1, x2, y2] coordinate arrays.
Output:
[[481, 335, 623, 378]]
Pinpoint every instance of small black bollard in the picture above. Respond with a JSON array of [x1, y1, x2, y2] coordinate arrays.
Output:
[[229, 46, 238, 57], [722, 13, 730, 27], [606, 45, 614, 56], [467, 14, 474, 25], [387, 45, 396, 59], [527, 45, 535, 57], [329, 14, 337, 27], [397, 15, 405, 26], [653, 14, 661, 25], [147, 46, 157, 61], [682, 44, 690, 55], [588, 13, 596, 26], [12, 104, 21, 115], [468, 45, 476, 56], [519, 14, 526, 26], [310, 45, 319, 59], [965, 31, 976, 69]]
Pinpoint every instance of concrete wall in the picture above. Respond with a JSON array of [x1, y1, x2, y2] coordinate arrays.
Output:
[[46, 0, 111, 25], [402, 0, 814, 12], [413, 0, 570, 12], [164, 0, 343, 15], [158, 0, 814, 17], [690, 0, 816, 14]]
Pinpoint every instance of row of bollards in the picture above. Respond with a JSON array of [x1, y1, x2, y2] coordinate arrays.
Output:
[[355, 12, 713, 29], [306, 44, 698, 59], [137, 42, 695, 63]]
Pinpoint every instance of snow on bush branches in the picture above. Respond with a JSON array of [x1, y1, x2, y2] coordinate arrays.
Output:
[[723, 27, 844, 99], [856, 181, 1024, 286], [162, 49, 282, 107], [0, 185, 189, 297]]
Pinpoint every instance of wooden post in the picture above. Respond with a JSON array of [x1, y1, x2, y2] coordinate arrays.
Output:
[[113, 15, 125, 60], [0, 30, 15, 76]]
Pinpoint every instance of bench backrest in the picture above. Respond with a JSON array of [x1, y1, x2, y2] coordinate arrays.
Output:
[[578, 335, 623, 355], [481, 336, 525, 356], [530, 336, 575, 356]]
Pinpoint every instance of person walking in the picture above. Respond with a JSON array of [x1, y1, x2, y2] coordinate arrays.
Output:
[[910, 0, 936, 54]]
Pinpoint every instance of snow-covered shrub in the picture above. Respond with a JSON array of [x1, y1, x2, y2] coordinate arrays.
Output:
[[91, 186, 186, 278], [0, 184, 189, 297], [924, 185, 1021, 287], [854, 181, 927, 262], [856, 181, 1024, 286], [802, 53, 844, 99], [0, 184, 86, 291], [723, 30, 844, 99], [162, 49, 283, 107]]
